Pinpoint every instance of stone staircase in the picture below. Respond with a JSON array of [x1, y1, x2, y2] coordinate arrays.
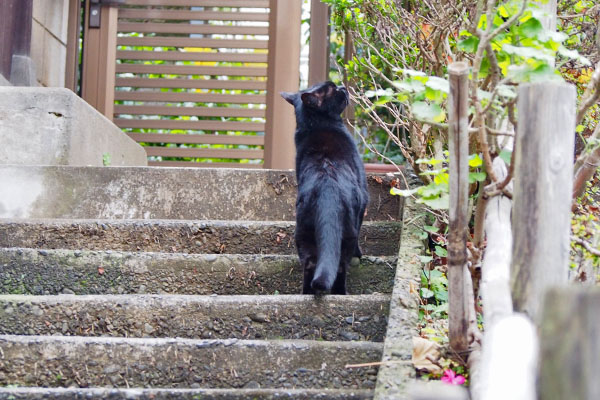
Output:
[[0, 166, 420, 399]]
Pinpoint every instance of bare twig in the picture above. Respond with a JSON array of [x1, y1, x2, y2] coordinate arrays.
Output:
[[345, 360, 411, 369], [573, 122, 600, 198], [576, 62, 600, 126], [572, 236, 600, 256]]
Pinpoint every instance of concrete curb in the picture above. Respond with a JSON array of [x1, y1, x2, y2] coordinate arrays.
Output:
[[374, 200, 425, 399]]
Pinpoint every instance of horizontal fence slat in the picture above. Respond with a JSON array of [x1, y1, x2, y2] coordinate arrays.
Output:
[[122, 0, 269, 7], [115, 77, 266, 91], [116, 64, 267, 77], [117, 22, 269, 36], [116, 50, 268, 63], [115, 119, 265, 131], [115, 105, 265, 118], [147, 160, 263, 168], [127, 132, 264, 145], [114, 91, 265, 104], [119, 9, 269, 22], [117, 37, 268, 49], [144, 147, 264, 159]]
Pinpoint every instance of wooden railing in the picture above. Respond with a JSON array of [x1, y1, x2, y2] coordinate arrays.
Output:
[[81, 0, 300, 169]]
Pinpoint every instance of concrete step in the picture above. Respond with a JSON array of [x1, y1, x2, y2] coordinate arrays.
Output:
[[0, 219, 401, 256], [0, 387, 373, 399], [0, 294, 389, 342], [0, 335, 382, 389], [0, 165, 402, 221], [0, 248, 396, 295]]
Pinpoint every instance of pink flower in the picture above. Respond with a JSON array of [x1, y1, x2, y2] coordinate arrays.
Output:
[[441, 369, 466, 385]]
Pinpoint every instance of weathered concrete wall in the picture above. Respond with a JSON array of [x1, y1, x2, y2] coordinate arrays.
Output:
[[0, 74, 11, 86], [0, 87, 147, 167], [0, 166, 401, 221], [31, 0, 69, 87]]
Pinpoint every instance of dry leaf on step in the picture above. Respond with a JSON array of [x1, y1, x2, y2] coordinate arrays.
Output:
[[412, 336, 442, 374]]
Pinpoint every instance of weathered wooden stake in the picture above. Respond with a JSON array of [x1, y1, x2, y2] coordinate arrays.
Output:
[[539, 287, 600, 400], [263, 0, 302, 169], [511, 82, 576, 321], [308, 0, 330, 86], [447, 62, 470, 352]]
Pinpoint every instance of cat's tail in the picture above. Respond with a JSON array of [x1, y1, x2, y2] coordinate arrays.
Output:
[[311, 182, 343, 293]]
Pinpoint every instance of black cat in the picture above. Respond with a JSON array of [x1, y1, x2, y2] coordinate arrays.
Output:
[[281, 81, 369, 295]]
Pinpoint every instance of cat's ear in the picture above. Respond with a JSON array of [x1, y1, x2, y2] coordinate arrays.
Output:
[[301, 92, 320, 108], [280, 92, 296, 105]]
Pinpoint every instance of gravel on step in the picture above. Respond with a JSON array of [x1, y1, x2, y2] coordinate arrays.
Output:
[[0, 219, 401, 256], [0, 387, 375, 399], [0, 335, 382, 389], [0, 294, 390, 342], [0, 248, 397, 295]]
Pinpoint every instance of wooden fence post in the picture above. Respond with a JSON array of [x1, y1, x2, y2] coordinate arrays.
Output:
[[263, 0, 302, 170], [65, 0, 83, 93], [539, 287, 600, 400], [81, 0, 118, 119], [510, 82, 576, 321], [308, 0, 330, 86], [447, 62, 470, 352]]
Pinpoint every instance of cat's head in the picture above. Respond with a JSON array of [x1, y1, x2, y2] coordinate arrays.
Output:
[[281, 81, 349, 117]]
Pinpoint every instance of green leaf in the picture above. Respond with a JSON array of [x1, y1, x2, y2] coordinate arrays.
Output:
[[538, 30, 568, 44], [575, 125, 585, 133], [424, 225, 439, 233], [507, 63, 560, 83], [468, 154, 483, 168], [416, 157, 443, 165], [428, 269, 443, 279], [411, 101, 445, 122], [396, 68, 426, 77], [496, 84, 517, 99], [502, 44, 554, 64], [420, 288, 435, 298], [433, 288, 448, 303], [418, 194, 449, 210], [528, 64, 562, 82], [432, 302, 449, 316], [418, 182, 448, 197], [558, 46, 591, 66], [499, 149, 512, 165], [390, 187, 418, 196], [434, 245, 447, 257], [419, 169, 447, 176], [425, 87, 445, 102], [425, 77, 450, 93], [498, 5, 510, 18], [469, 172, 487, 183], [419, 255, 434, 263], [518, 17, 543, 38], [364, 88, 393, 97], [458, 36, 479, 53], [393, 79, 425, 93], [373, 96, 393, 106], [102, 153, 111, 167]]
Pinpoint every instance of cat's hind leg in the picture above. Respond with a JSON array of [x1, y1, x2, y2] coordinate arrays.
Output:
[[296, 228, 317, 294]]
